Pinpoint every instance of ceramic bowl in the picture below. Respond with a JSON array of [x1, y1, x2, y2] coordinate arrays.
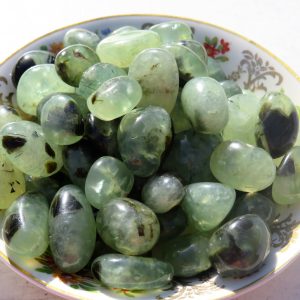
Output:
[[0, 14, 300, 300]]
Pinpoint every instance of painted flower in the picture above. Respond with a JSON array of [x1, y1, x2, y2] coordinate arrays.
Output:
[[203, 36, 230, 62], [204, 43, 219, 58], [220, 39, 230, 54]]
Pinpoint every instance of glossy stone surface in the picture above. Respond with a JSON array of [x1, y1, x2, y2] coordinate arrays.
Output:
[[77, 63, 126, 99], [92, 254, 173, 290], [0, 121, 63, 177], [85, 156, 134, 209], [49, 185, 96, 273], [12, 50, 55, 87], [272, 146, 300, 204], [162, 130, 221, 184], [181, 77, 229, 134], [118, 106, 172, 177], [220, 80, 242, 98], [2, 192, 49, 257], [40, 93, 85, 145], [55, 44, 99, 87], [141, 174, 184, 213], [0, 105, 21, 130], [177, 40, 208, 63], [210, 141, 276, 192], [110, 26, 138, 35], [16, 64, 74, 116], [96, 30, 161, 68], [256, 91, 299, 158], [87, 76, 142, 121], [153, 234, 211, 277], [207, 57, 227, 81], [128, 48, 179, 113], [96, 198, 160, 255], [182, 183, 235, 232], [63, 28, 100, 50], [209, 214, 271, 277]]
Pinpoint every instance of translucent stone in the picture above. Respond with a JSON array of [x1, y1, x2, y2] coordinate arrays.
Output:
[[223, 92, 260, 145], [181, 77, 229, 134], [92, 254, 173, 290], [96, 30, 161, 68], [153, 234, 211, 277], [128, 48, 179, 113], [150, 21, 193, 43], [141, 174, 184, 213], [182, 182, 235, 232], [0, 105, 21, 130], [49, 185, 96, 273], [220, 80, 242, 98], [209, 214, 271, 277], [118, 106, 172, 177], [272, 146, 300, 204], [87, 76, 142, 121], [96, 198, 160, 255], [256, 91, 299, 158], [2, 192, 49, 257], [162, 44, 208, 82], [176, 40, 208, 63], [63, 28, 100, 50], [77, 63, 126, 99], [85, 156, 134, 209], [110, 26, 138, 35], [55, 44, 100, 87], [16, 64, 74, 116], [207, 57, 227, 81], [0, 153, 25, 209], [162, 130, 222, 184], [12, 50, 55, 87], [210, 141, 276, 192], [0, 121, 63, 177]]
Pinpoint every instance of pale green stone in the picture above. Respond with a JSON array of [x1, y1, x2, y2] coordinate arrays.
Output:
[[110, 26, 138, 35], [177, 40, 208, 63], [87, 76, 142, 121], [85, 156, 134, 209], [16, 64, 74, 116], [207, 57, 227, 81], [128, 48, 179, 113], [63, 28, 100, 50], [210, 141, 276, 192], [96, 30, 161, 68], [0, 105, 21, 130], [181, 182, 235, 231]]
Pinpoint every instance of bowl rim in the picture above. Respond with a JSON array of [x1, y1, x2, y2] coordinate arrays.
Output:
[[0, 13, 300, 300]]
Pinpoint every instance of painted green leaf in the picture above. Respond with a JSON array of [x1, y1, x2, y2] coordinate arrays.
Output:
[[215, 56, 229, 62]]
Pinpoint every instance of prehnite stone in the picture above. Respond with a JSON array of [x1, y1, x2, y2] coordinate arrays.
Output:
[[256, 91, 299, 158], [96, 198, 160, 255], [77, 63, 126, 99], [207, 57, 227, 81], [110, 26, 138, 35], [177, 40, 208, 63], [92, 254, 173, 290], [210, 141, 276, 192], [209, 214, 271, 277], [49, 185, 96, 273], [0, 121, 63, 177], [181, 77, 229, 134], [153, 233, 211, 277], [55, 44, 100, 87], [2, 192, 49, 257], [220, 80, 242, 98], [128, 48, 179, 113], [85, 156, 134, 209], [87, 76, 142, 121], [0, 105, 21, 130], [149, 21, 193, 43], [63, 28, 100, 50], [272, 146, 300, 204], [96, 30, 162, 68], [181, 182, 235, 232], [118, 106, 172, 177], [16, 64, 74, 116], [223, 92, 260, 145], [40, 93, 85, 145], [141, 174, 184, 213]]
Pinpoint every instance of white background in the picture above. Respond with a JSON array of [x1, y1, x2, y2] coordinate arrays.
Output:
[[0, 0, 300, 299]]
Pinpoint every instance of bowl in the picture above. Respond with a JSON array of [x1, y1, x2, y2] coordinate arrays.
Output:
[[0, 14, 300, 300]]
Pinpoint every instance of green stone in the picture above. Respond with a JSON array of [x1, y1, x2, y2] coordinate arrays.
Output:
[[110, 26, 138, 35], [176, 40, 208, 63], [220, 80, 242, 98], [207, 57, 227, 81], [63, 28, 100, 50], [210, 141, 276, 192]]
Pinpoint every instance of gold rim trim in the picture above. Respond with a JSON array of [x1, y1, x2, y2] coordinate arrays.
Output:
[[0, 13, 300, 300]]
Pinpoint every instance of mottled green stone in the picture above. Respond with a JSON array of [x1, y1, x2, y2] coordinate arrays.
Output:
[[177, 40, 208, 63], [210, 141, 276, 192], [85, 156, 134, 209], [2, 192, 49, 257], [49, 185, 96, 273], [87, 76, 142, 121], [92, 254, 173, 290], [128, 48, 179, 113], [153, 234, 211, 277], [63, 28, 100, 50], [182, 183, 235, 232], [0, 105, 21, 130], [96, 198, 160, 255], [207, 57, 227, 81]]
